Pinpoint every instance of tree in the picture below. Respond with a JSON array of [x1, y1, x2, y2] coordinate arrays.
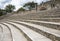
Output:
[[5, 4, 15, 13], [0, 9, 6, 16], [17, 7, 25, 12], [23, 2, 37, 11]]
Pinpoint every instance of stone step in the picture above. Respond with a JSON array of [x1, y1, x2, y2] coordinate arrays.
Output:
[[27, 18, 60, 22], [1, 23, 28, 41], [0, 24, 13, 41], [0, 25, 3, 41], [2, 22, 32, 41], [7, 20, 60, 41], [4, 21, 52, 41], [24, 20, 60, 30]]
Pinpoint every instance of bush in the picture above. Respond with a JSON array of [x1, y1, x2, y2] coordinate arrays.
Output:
[[5, 4, 15, 13], [0, 9, 7, 16], [17, 7, 25, 12]]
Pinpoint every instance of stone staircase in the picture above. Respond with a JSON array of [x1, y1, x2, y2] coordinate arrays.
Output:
[[20, 8, 60, 22], [0, 8, 60, 41], [1, 8, 60, 22], [0, 20, 60, 41]]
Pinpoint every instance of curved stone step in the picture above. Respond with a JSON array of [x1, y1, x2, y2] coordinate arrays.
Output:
[[0, 26, 3, 32], [0, 24, 13, 41], [24, 20, 60, 30], [28, 18, 60, 22], [0, 25, 3, 41], [1, 23, 29, 41], [4, 22, 52, 41], [9, 21, 60, 37], [7, 20, 60, 41], [25, 20, 60, 25]]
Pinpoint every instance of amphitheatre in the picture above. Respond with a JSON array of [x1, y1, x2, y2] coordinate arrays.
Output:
[[0, 0, 60, 41]]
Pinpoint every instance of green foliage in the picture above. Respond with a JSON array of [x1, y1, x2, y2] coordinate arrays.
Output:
[[0, 4, 15, 16], [17, 7, 25, 12], [5, 4, 15, 13], [0, 9, 6, 16], [18, 7, 25, 11], [23, 2, 37, 11]]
